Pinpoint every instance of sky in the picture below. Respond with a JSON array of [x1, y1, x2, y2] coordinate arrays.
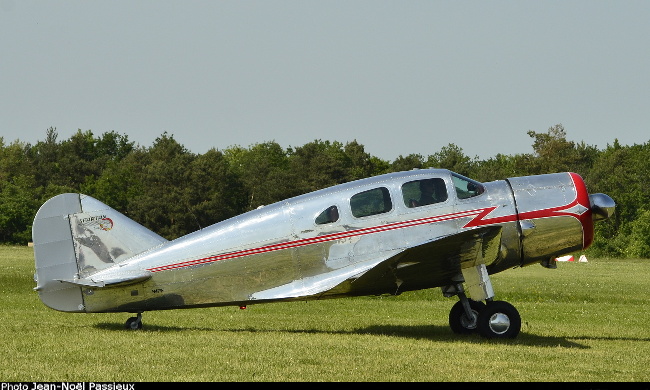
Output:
[[1, 1, 648, 161]]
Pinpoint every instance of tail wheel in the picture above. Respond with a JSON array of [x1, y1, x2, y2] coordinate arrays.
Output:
[[449, 300, 485, 334], [125, 314, 143, 330], [476, 300, 521, 339]]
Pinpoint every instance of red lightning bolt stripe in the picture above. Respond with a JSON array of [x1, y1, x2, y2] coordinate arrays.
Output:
[[463, 172, 593, 247]]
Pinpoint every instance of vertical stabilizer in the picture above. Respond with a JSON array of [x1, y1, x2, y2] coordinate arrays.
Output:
[[33, 193, 168, 312]]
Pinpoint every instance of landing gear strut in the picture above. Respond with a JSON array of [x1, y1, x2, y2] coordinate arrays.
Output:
[[445, 264, 521, 339], [448, 292, 484, 334], [125, 313, 143, 330]]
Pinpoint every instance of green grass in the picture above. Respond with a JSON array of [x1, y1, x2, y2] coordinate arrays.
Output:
[[2, 245, 649, 381]]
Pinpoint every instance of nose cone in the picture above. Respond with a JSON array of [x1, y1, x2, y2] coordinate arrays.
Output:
[[590, 193, 616, 222]]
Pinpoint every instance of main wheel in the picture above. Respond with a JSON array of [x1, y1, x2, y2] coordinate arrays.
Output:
[[125, 316, 143, 330], [449, 300, 485, 334], [476, 300, 520, 339]]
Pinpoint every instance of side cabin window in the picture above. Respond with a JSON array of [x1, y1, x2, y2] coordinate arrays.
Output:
[[315, 205, 339, 225], [350, 187, 392, 218], [452, 174, 485, 199], [402, 178, 448, 208]]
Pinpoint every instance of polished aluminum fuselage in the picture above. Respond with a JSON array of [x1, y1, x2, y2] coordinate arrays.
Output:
[[72, 169, 592, 313]]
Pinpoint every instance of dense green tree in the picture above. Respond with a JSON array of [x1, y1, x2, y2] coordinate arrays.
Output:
[[185, 148, 246, 228], [527, 124, 574, 174], [29, 127, 61, 189], [390, 153, 424, 172], [26, 128, 134, 192], [585, 140, 650, 256], [0, 139, 34, 185], [369, 156, 392, 176], [59, 130, 134, 190], [80, 152, 144, 212], [472, 153, 527, 182], [224, 141, 293, 210], [344, 140, 384, 180], [127, 133, 197, 239], [425, 143, 475, 177], [94, 130, 135, 161], [0, 175, 39, 243], [288, 140, 351, 194], [526, 124, 600, 176], [627, 209, 650, 258]]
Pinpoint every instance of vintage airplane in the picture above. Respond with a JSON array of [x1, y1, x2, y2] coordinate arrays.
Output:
[[32, 168, 615, 338]]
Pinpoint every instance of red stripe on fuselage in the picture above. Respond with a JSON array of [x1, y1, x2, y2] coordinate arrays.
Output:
[[146, 209, 486, 272]]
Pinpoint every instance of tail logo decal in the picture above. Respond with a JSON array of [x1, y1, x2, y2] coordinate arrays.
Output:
[[99, 217, 114, 231], [78, 215, 114, 231]]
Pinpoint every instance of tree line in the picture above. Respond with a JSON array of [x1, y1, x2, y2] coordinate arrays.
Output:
[[1, 124, 648, 258]]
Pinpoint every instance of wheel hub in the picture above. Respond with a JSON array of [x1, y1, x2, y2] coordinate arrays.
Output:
[[460, 311, 479, 329], [488, 313, 510, 334]]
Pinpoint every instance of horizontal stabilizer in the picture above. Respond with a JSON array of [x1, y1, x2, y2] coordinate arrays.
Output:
[[55, 270, 152, 289]]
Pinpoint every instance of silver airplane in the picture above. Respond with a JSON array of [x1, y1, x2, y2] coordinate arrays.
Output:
[[32, 169, 615, 338]]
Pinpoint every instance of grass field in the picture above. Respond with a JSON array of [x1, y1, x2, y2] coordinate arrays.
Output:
[[1, 245, 649, 382]]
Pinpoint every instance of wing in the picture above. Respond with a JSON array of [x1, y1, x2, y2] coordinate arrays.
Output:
[[320, 226, 503, 298], [251, 226, 503, 302]]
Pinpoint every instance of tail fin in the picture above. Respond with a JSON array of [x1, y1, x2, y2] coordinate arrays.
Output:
[[33, 193, 167, 312]]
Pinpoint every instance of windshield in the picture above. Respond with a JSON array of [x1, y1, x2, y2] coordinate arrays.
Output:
[[451, 174, 485, 199]]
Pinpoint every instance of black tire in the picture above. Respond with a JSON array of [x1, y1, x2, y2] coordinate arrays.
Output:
[[449, 300, 485, 334], [476, 300, 521, 339], [125, 316, 143, 330]]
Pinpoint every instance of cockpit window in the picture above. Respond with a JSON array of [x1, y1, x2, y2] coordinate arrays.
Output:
[[402, 178, 448, 208], [350, 187, 392, 218], [315, 205, 339, 225], [452, 174, 485, 199]]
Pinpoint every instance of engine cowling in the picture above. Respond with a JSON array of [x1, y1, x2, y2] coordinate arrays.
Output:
[[507, 172, 614, 266]]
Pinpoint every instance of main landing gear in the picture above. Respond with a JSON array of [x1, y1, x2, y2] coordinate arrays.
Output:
[[125, 313, 143, 330], [445, 264, 521, 339], [448, 292, 521, 338]]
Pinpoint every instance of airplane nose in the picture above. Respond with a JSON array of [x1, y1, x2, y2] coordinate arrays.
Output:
[[589, 193, 616, 221]]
